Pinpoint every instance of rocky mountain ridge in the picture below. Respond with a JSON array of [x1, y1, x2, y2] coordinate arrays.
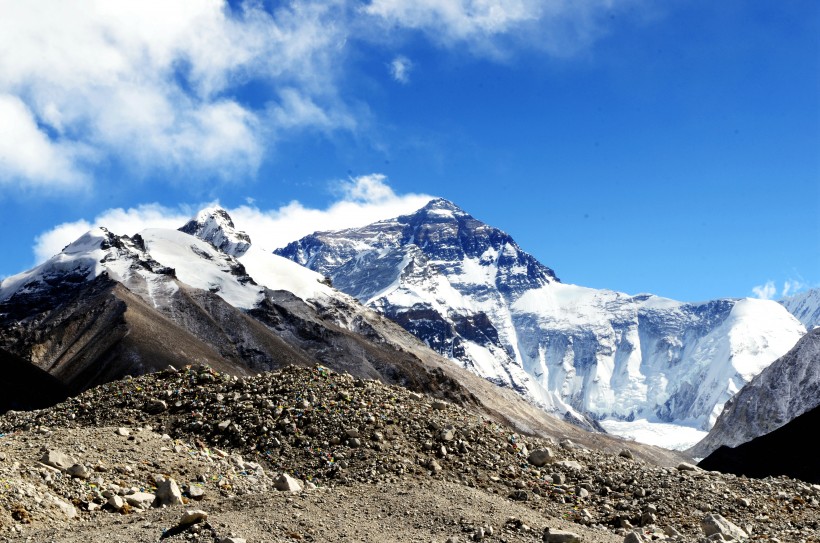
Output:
[[780, 288, 820, 329], [275, 199, 806, 437]]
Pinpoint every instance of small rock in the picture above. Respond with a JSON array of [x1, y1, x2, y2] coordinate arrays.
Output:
[[156, 478, 184, 506], [619, 449, 634, 459], [220, 539, 247, 543], [53, 497, 77, 519], [116, 427, 130, 437], [40, 450, 75, 470], [528, 448, 555, 467], [125, 492, 155, 509], [701, 514, 748, 540], [67, 463, 91, 479], [107, 495, 126, 510], [543, 527, 581, 542], [144, 399, 168, 414], [274, 473, 303, 492], [677, 462, 699, 472], [509, 490, 528, 501], [179, 509, 208, 525], [188, 485, 205, 500], [432, 400, 447, 410], [556, 460, 583, 471]]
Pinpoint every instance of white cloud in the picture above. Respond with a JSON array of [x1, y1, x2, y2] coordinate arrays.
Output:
[[0, 94, 88, 188], [781, 279, 805, 298], [33, 204, 195, 263], [390, 56, 413, 83], [1, 0, 640, 192], [751, 280, 776, 300], [0, 1, 350, 189], [362, 0, 638, 58], [32, 175, 434, 261]]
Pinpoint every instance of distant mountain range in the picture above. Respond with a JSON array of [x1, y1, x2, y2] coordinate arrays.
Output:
[[0, 200, 812, 456], [3, 207, 678, 460], [276, 198, 806, 433]]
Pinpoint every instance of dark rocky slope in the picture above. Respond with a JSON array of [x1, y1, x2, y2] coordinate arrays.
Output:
[[698, 404, 820, 484]]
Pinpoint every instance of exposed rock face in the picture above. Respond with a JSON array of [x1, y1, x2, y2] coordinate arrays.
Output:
[[698, 404, 820, 483], [780, 287, 820, 329], [690, 328, 820, 458], [275, 199, 805, 430], [179, 206, 252, 257]]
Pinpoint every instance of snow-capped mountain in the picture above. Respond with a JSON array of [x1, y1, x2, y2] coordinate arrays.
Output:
[[3, 208, 694, 459], [780, 288, 820, 329], [690, 327, 820, 458], [275, 198, 806, 432]]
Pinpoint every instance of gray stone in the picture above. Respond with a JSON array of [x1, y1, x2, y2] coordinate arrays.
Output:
[[107, 495, 126, 510], [179, 509, 208, 525], [543, 527, 581, 542], [188, 485, 206, 500], [156, 477, 184, 506], [40, 450, 75, 470], [556, 460, 583, 471], [116, 427, 130, 436], [145, 399, 168, 414], [527, 448, 555, 467], [67, 463, 91, 479], [53, 497, 77, 519], [619, 449, 634, 459], [677, 462, 699, 471], [274, 473, 303, 492], [125, 492, 155, 508], [220, 539, 247, 543], [432, 400, 447, 410], [701, 514, 748, 540]]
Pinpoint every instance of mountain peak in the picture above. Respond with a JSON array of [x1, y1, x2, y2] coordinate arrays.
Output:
[[414, 198, 469, 219], [179, 207, 251, 257]]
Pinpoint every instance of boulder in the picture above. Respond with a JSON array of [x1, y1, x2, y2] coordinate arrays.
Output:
[[701, 514, 748, 540], [155, 477, 184, 506], [274, 473, 302, 492], [527, 448, 555, 467]]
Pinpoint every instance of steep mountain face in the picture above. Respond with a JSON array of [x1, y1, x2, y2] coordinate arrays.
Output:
[[780, 288, 820, 329], [179, 206, 252, 257], [690, 327, 820, 458], [697, 404, 820, 484], [275, 199, 806, 431]]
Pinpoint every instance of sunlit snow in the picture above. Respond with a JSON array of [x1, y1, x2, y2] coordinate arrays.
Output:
[[599, 418, 707, 451]]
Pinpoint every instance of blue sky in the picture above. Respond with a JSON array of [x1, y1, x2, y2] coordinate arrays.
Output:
[[0, 0, 818, 302]]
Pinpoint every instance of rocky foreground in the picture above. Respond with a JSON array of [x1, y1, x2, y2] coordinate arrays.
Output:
[[0, 365, 818, 543]]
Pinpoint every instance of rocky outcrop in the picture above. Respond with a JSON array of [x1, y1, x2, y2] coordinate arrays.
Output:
[[698, 404, 820, 484]]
